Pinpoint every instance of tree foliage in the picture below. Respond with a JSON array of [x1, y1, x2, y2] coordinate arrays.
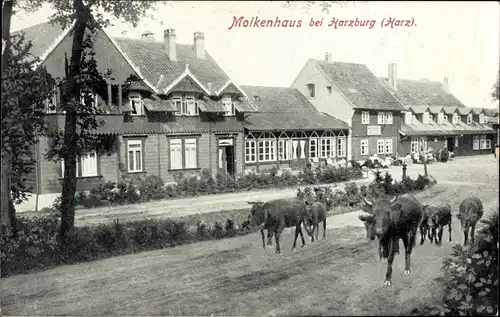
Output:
[[492, 71, 499, 101]]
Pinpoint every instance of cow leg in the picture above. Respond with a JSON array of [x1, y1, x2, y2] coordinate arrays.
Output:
[[260, 229, 266, 249], [310, 225, 315, 243], [267, 230, 273, 246], [315, 223, 319, 242], [470, 222, 477, 244], [384, 237, 397, 286], [419, 225, 426, 245], [322, 219, 326, 240], [463, 228, 469, 246], [437, 225, 444, 245], [448, 222, 452, 242], [275, 226, 284, 254], [299, 223, 306, 248], [402, 233, 413, 275]]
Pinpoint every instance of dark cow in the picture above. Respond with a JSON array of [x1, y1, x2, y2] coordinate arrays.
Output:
[[419, 205, 435, 245], [248, 198, 308, 254], [303, 201, 327, 243], [457, 197, 484, 246], [358, 193, 424, 286], [425, 204, 453, 245]]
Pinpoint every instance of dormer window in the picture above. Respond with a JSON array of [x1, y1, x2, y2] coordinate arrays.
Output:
[[173, 93, 199, 116], [479, 113, 486, 124], [467, 114, 473, 124], [128, 92, 144, 116], [306, 83, 315, 98], [173, 93, 182, 115], [443, 114, 448, 122], [438, 113, 444, 124], [422, 111, 430, 124], [404, 111, 413, 124], [452, 113, 459, 124], [222, 95, 235, 116]]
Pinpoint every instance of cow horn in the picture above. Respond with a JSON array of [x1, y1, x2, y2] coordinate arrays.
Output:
[[363, 197, 373, 206], [390, 196, 398, 203]]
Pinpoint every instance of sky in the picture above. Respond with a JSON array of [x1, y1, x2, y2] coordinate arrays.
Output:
[[11, 1, 500, 109]]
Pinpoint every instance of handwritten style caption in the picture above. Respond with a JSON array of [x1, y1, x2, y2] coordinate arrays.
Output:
[[228, 16, 416, 30]]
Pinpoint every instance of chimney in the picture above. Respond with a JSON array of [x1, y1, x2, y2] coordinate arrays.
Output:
[[193, 31, 205, 59], [141, 30, 155, 42], [388, 63, 397, 91], [325, 52, 332, 63], [443, 77, 451, 93], [164, 28, 177, 61]]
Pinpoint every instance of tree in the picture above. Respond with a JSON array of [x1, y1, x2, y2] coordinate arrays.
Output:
[[492, 71, 499, 101], [1, 0, 55, 230], [17, 0, 158, 242]]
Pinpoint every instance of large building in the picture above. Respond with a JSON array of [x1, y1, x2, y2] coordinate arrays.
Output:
[[291, 53, 406, 161]]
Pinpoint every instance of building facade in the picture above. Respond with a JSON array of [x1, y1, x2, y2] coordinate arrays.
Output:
[[291, 54, 406, 161]]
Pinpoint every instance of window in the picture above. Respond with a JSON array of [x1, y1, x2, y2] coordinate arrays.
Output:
[[184, 138, 197, 168], [404, 111, 413, 124], [245, 140, 257, 163], [306, 83, 315, 98], [173, 93, 182, 115], [361, 111, 370, 124], [183, 95, 198, 116], [222, 95, 235, 116], [377, 112, 385, 124], [473, 136, 480, 150], [128, 92, 144, 116], [467, 114, 472, 124], [360, 139, 369, 156], [278, 139, 292, 160], [319, 137, 336, 158], [410, 138, 419, 153], [309, 138, 318, 158], [385, 139, 393, 154], [422, 112, 430, 124], [326, 86, 332, 95], [479, 113, 486, 124], [478, 135, 491, 150], [377, 139, 385, 154], [443, 114, 448, 122], [258, 139, 276, 162], [127, 140, 143, 172], [44, 91, 57, 114], [385, 112, 393, 124], [61, 151, 98, 178], [337, 136, 346, 157], [452, 113, 459, 124], [80, 90, 98, 107], [438, 113, 444, 124]]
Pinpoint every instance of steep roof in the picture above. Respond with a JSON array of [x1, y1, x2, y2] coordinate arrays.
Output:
[[443, 106, 459, 115], [240, 86, 349, 131], [312, 60, 405, 111], [409, 106, 430, 114], [379, 78, 466, 108], [428, 106, 444, 114]]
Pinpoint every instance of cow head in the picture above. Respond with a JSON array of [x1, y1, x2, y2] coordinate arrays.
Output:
[[358, 196, 399, 241], [455, 213, 473, 231], [247, 201, 265, 228]]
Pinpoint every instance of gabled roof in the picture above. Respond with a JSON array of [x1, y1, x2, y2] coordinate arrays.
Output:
[[428, 106, 444, 114], [310, 60, 405, 111], [457, 107, 472, 115], [443, 106, 459, 115], [379, 78, 467, 108], [240, 86, 349, 131], [409, 106, 430, 114], [470, 107, 485, 115]]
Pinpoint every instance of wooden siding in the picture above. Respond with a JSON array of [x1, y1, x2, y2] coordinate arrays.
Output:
[[352, 136, 398, 160], [351, 110, 401, 138]]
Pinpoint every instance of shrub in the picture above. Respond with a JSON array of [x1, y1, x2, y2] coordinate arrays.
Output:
[[428, 212, 499, 316]]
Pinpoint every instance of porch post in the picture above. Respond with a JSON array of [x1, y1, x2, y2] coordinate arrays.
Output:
[[347, 127, 353, 162], [118, 83, 123, 110], [107, 80, 112, 108]]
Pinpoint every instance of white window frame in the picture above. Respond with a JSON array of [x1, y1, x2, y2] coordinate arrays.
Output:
[[360, 139, 369, 156], [61, 151, 98, 178], [258, 139, 276, 162], [404, 111, 413, 125], [361, 111, 370, 125], [452, 113, 460, 124], [184, 138, 198, 169], [385, 112, 393, 124], [173, 93, 182, 116], [319, 137, 336, 158], [485, 138, 491, 149], [377, 139, 385, 155], [337, 136, 346, 157], [467, 114, 473, 124], [128, 92, 144, 116], [245, 140, 257, 163], [385, 139, 393, 154], [278, 139, 292, 161], [127, 140, 143, 172], [377, 112, 385, 125], [309, 138, 318, 158], [306, 83, 315, 98], [438, 113, 444, 124], [222, 95, 235, 116], [183, 94, 198, 116], [473, 135, 480, 150], [422, 112, 430, 124], [410, 138, 419, 153], [479, 135, 491, 150], [479, 113, 486, 124]]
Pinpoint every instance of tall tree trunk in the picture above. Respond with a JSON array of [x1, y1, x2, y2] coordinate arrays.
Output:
[[59, 0, 89, 242], [1, 0, 14, 230]]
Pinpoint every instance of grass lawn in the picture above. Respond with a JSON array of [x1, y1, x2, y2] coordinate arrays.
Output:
[[2, 180, 498, 316]]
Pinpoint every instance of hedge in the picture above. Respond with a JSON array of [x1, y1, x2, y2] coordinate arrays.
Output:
[[1, 171, 435, 278], [41, 165, 364, 212]]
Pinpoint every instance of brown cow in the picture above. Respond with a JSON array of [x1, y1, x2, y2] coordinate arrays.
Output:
[[425, 204, 453, 245], [248, 198, 308, 254], [457, 197, 484, 246], [358, 193, 424, 286], [303, 201, 327, 243]]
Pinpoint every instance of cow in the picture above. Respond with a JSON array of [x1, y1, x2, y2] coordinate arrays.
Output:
[[248, 198, 308, 254], [358, 193, 424, 286], [457, 197, 484, 246], [419, 205, 435, 245], [303, 201, 327, 243], [424, 204, 453, 245]]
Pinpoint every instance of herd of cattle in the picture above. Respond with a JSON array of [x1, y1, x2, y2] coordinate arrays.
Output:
[[247, 193, 485, 286]]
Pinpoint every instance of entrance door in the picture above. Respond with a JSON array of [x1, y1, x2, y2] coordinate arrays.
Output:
[[446, 137, 454, 152], [218, 138, 235, 176]]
